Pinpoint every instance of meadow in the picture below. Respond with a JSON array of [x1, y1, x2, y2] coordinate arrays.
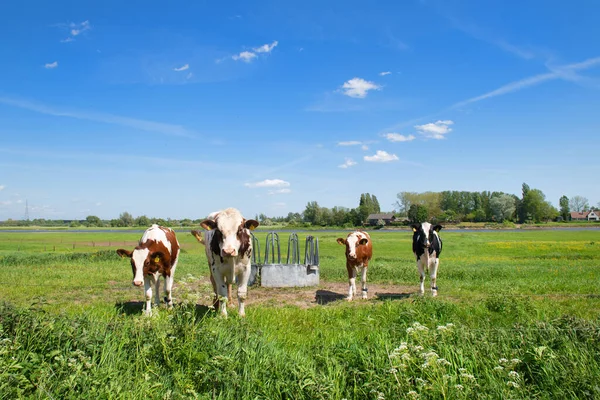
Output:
[[1, 228, 600, 399]]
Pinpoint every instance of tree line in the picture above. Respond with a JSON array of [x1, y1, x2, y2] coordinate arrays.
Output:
[[1, 186, 597, 227]]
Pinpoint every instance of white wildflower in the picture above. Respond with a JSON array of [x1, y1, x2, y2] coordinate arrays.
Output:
[[412, 345, 424, 352], [511, 358, 522, 364], [507, 381, 520, 388], [499, 358, 508, 364], [401, 353, 412, 361], [508, 371, 520, 379], [455, 384, 464, 391], [460, 373, 476, 382], [406, 327, 415, 334], [437, 325, 448, 332], [390, 368, 398, 374], [437, 358, 451, 366], [407, 391, 419, 399], [494, 366, 504, 371], [458, 368, 467, 373]]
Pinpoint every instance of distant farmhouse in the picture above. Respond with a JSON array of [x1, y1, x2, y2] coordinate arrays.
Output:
[[366, 213, 397, 226], [570, 210, 600, 221]]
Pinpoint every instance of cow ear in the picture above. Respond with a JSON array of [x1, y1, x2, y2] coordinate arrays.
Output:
[[411, 224, 420, 232], [433, 224, 443, 232], [359, 238, 369, 245], [150, 251, 164, 264], [336, 238, 346, 245], [116, 249, 132, 258], [244, 219, 260, 231], [201, 220, 218, 231]]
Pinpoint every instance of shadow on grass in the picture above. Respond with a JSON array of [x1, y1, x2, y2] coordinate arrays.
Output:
[[375, 292, 411, 301], [115, 301, 144, 315], [315, 290, 346, 305]]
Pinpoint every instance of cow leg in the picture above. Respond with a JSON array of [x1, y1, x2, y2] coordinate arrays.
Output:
[[236, 266, 251, 317], [164, 260, 178, 309], [154, 276, 161, 306], [346, 264, 357, 301], [212, 272, 229, 317], [430, 258, 439, 297], [417, 258, 425, 295], [360, 265, 368, 299], [143, 279, 153, 315]]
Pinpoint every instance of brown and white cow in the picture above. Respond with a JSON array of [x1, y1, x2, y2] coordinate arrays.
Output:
[[337, 231, 373, 300], [116, 224, 180, 315], [200, 208, 259, 317]]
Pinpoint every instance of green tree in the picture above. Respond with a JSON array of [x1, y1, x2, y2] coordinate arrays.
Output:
[[85, 215, 101, 227], [559, 196, 570, 221], [135, 215, 150, 226], [303, 201, 321, 225], [118, 212, 134, 227], [490, 194, 516, 222], [408, 204, 428, 223]]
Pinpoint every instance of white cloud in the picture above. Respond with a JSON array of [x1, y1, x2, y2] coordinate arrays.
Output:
[[95, 202, 102, 206], [173, 64, 189, 72], [415, 120, 453, 139], [338, 158, 357, 169], [44, 61, 58, 69], [341, 77, 381, 98], [244, 179, 290, 188], [361, 144, 369, 150], [379, 71, 391, 76], [186, 72, 193, 80], [364, 150, 399, 163], [254, 41, 278, 54], [384, 133, 416, 142], [268, 188, 292, 195], [0, 185, 4, 191], [60, 37, 74, 43], [337, 141, 362, 146], [70, 20, 91, 36], [232, 51, 257, 63]]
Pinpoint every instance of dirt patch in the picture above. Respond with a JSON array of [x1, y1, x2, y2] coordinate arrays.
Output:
[[176, 278, 415, 309]]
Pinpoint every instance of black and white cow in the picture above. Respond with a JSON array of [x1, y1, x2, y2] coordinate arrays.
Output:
[[411, 222, 443, 296]]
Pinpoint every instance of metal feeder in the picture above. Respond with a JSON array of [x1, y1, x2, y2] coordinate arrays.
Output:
[[258, 231, 320, 288]]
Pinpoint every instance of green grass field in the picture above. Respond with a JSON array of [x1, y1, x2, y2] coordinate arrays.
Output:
[[1, 229, 600, 399]]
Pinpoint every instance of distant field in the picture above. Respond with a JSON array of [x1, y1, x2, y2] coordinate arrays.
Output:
[[1, 229, 600, 398]]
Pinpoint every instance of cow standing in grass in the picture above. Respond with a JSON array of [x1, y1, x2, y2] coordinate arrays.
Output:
[[200, 208, 259, 317], [191, 214, 232, 309], [116, 224, 180, 315], [412, 222, 443, 296], [337, 231, 373, 300]]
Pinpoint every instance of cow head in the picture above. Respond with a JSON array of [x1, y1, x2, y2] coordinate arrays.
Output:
[[116, 247, 166, 286], [200, 208, 259, 258], [412, 222, 443, 249], [337, 232, 369, 261]]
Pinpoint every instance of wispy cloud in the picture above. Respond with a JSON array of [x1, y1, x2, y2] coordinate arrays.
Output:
[[57, 20, 91, 43], [268, 188, 292, 195], [230, 41, 278, 63], [244, 179, 290, 188], [384, 133, 415, 142], [254, 41, 278, 54], [173, 64, 189, 72], [44, 61, 58, 69], [0, 97, 196, 138], [452, 56, 600, 109], [341, 78, 381, 98], [338, 158, 357, 168], [415, 120, 453, 139], [364, 150, 398, 162], [0, 185, 5, 191], [337, 141, 362, 146], [232, 51, 257, 63], [379, 71, 391, 76]]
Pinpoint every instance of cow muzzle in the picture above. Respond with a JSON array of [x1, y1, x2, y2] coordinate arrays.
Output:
[[222, 248, 237, 257], [132, 280, 144, 287]]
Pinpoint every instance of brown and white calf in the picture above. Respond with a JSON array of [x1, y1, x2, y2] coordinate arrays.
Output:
[[200, 208, 259, 317], [116, 224, 180, 315], [337, 231, 373, 300], [411, 222, 443, 296]]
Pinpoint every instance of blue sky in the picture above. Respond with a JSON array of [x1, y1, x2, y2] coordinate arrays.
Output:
[[1, 0, 599, 221]]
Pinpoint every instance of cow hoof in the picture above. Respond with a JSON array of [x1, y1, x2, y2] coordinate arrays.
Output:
[[361, 293, 368, 300], [432, 291, 438, 297], [346, 296, 353, 301]]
